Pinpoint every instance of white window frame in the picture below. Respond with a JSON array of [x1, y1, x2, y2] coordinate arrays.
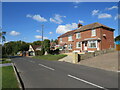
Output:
[[68, 44, 72, 50], [76, 32, 81, 39], [60, 38, 62, 42], [88, 40, 97, 48], [68, 35, 73, 41], [76, 42, 81, 48], [91, 29, 96, 36]]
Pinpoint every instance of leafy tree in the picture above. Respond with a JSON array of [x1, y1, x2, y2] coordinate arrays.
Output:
[[54, 39, 58, 44], [43, 39, 50, 53], [4, 41, 29, 55], [32, 40, 42, 45], [115, 35, 120, 41]]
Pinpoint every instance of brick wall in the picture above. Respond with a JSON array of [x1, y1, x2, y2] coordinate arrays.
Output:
[[58, 27, 114, 52]]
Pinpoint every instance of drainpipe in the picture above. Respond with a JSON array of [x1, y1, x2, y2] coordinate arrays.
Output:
[[100, 28, 103, 50]]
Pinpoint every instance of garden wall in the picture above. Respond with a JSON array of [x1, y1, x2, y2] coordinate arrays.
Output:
[[79, 48, 116, 61]]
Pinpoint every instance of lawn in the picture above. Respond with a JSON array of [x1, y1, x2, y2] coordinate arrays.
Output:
[[33, 54, 67, 61], [2, 66, 19, 89]]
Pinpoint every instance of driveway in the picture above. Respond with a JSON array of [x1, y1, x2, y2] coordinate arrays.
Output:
[[79, 51, 119, 72], [12, 57, 118, 89]]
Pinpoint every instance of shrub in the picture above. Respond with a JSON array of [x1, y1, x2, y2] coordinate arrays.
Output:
[[35, 49, 45, 56], [50, 49, 60, 55]]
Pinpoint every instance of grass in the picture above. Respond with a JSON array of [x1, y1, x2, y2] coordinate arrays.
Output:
[[2, 66, 19, 89], [33, 54, 67, 61]]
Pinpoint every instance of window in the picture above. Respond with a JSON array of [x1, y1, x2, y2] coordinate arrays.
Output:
[[76, 42, 81, 48], [68, 35, 73, 41], [88, 40, 97, 48], [91, 29, 96, 36], [60, 38, 62, 42], [68, 44, 72, 50], [76, 32, 81, 39]]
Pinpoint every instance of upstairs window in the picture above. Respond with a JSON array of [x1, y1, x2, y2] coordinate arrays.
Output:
[[91, 29, 96, 36], [68, 35, 73, 41], [76, 32, 81, 39], [60, 38, 62, 42]]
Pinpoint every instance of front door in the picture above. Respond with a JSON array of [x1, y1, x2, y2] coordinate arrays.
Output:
[[84, 41, 87, 51]]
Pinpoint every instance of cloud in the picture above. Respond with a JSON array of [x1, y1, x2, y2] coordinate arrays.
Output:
[[26, 14, 47, 22], [114, 14, 120, 20], [50, 14, 66, 24], [56, 23, 78, 34], [98, 13, 112, 19], [49, 32, 53, 34], [74, 0, 80, 4], [78, 20, 84, 23], [36, 30, 41, 32], [9, 31, 20, 36], [74, 6, 79, 8], [92, 10, 99, 16], [106, 6, 118, 10], [35, 35, 48, 39]]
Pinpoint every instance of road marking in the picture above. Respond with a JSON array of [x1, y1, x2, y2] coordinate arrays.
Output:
[[38, 64, 55, 71], [68, 74, 109, 90]]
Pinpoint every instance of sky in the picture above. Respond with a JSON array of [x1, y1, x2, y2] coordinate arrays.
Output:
[[2, 2, 119, 43]]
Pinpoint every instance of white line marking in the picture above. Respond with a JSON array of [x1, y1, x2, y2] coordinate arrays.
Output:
[[38, 64, 55, 71], [68, 74, 108, 90]]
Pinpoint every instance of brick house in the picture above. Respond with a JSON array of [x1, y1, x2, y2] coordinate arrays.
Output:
[[58, 22, 115, 53]]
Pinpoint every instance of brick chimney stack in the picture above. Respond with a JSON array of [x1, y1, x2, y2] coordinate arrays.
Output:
[[78, 23, 83, 28]]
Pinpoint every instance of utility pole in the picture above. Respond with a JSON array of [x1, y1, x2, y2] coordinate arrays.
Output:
[[41, 24, 44, 41]]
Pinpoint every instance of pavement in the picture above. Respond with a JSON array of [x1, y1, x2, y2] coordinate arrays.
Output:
[[12, 57, 118, 89], [0, 63, 12, 67]]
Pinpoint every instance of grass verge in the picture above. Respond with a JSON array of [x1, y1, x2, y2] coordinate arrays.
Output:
[[2, 66, 19, 89], [33, 54, 67, 61]]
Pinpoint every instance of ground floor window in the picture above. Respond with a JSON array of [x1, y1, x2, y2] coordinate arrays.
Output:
[[68, 44, 72, 50], [76, 42, 81, 48], [88, 40, 97, 48]]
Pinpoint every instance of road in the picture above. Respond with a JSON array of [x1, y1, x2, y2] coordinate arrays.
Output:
[[12, 57, 118, 89]]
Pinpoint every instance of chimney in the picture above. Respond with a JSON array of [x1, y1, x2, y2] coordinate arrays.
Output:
[[78, 23, 83, 28]]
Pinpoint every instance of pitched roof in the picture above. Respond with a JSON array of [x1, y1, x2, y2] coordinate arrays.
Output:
[[75, 22, 114, 32], [58, 29, 76, 38], [58, 22, 114, 38], [31, 45, 41, 51]]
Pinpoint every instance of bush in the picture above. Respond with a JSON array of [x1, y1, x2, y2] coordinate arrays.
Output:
[[35, 49, 45, 56], [50, 49, 60, 55]]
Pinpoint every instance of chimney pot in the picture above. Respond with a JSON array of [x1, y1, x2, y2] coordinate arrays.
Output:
[[78, 23, 83, 28]]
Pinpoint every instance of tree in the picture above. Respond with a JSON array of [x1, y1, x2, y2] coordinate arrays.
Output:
[[54, 39, 58, 44], [4, 41, 29, 55], [32, 40, 42, 45], [43, 39, 50, 53], [115, 35, 120, 41]]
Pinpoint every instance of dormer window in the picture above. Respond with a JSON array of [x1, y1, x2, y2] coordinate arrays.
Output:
[[91, 29, 96, 36], [68, 35, 73, 41]]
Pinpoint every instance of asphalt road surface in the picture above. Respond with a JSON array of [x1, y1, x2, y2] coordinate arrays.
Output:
[[12, 57, 118, 89]]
